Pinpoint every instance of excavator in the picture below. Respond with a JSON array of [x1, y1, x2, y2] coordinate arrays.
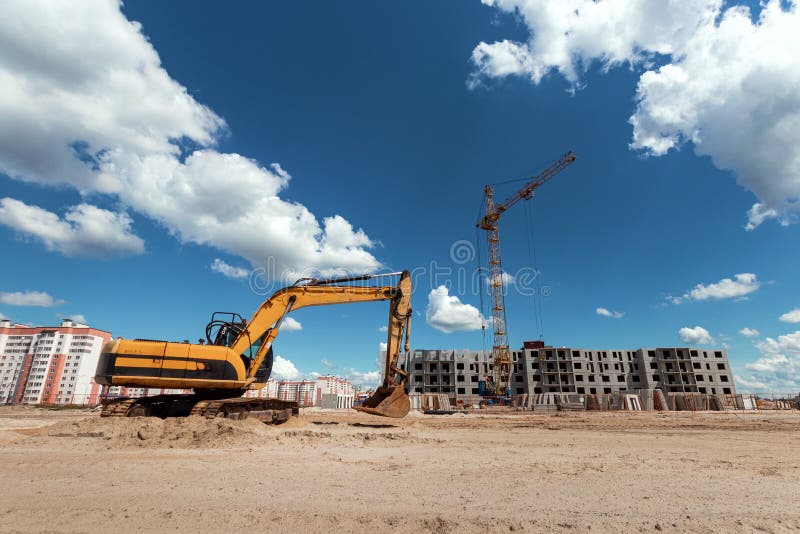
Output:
[[95, 270, 413, 421]]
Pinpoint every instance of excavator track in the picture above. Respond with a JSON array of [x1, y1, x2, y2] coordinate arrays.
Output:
[[190, 397, 299, 423], [100, 398, 136, 417], [100, 395, 299, 424]]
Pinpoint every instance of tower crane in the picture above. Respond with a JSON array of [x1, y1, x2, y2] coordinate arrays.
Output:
[[476, 151, 576, 395]]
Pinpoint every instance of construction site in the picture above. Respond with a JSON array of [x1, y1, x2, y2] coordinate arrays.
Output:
[[0, 151, 798, 533], [4, 1, 800, 530]]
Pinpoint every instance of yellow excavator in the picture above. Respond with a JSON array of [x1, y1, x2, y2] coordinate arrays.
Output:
[[95, 270, 413, 421]]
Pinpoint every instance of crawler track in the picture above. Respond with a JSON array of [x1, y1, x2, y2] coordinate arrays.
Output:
[[191, 397, 298, 423], [101, 395, 299, 424]]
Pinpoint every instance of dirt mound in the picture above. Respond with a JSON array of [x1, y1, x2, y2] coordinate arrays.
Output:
[[275, 427, 436, 446], [42, 415, 276, 449]]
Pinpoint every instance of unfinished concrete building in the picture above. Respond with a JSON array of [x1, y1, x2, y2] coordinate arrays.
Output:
[[401, 342, 736, 399], [516, 342, 736, 396], [403, 349, 492, 396]]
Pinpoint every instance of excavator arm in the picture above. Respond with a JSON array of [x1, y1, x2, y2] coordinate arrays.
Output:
[[228, 270, 413, 417]]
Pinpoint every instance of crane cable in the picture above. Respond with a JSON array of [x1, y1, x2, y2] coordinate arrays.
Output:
[[524, 200, 544, 340], [474, 193, 489, 356], [474, 224, 488, 356]]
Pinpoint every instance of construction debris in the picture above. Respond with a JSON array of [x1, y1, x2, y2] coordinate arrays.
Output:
[[422, 390, 767, 413]]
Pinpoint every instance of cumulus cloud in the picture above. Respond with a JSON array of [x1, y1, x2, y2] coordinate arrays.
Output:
[[667, 273, 760, 304], [63, 314, 88, 325], [472, 0, 717, 86], [0, 0, 379, 274], [378, 325, 388, 332], [425, 285, 488, 333], [678, 325, 714, 345], [596, 307, 624, 319], [734, 374, 772, 392], [320, 358, 336, 370], [0, 198, 144, 257], [737, 329, 800, 391], [739, 327, 760, 337], [280, 317, 302, 332], [210, 258, 249, 280], [779, 309, 800, 324], [343, 369, 382, 388], [271, 355, 302, 381], [472, 0, 800, 229], [0, 291, 63, 307], [755, 330, 800, 355]]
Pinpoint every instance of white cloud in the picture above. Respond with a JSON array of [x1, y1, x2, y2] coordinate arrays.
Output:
[[425, 285, 488, 333], [746, 354, 792, 373], [343, 369, 382, 388], [0, 291, 63, 307], [280, 317, 302, 332], [473, 1, 800, 229], [667, 273, 760, 304], [596, 307, 623, 319], [0, 0, 379, 274], [737, 329, 800, 392], [378, 325, 388, 332], [320, 358, 336, 370], [0, 312, 7, 320], [745, 203, 783, 231], [678, 325, 714, 345], [755, 330, 800, 355], [734, 374, 771, 392], [379, 342, 388, 353], [271, 355, 302, 381], [0, 198, 144, 257], [739, 327, 760, 337], [210, 258, 249, 280], [472, 0, 717, 86], [779, 309, 800, 324], [64, 314, 87, 324]]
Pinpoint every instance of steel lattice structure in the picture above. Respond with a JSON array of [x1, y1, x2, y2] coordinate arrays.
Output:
[[477, 151, 576, 395]]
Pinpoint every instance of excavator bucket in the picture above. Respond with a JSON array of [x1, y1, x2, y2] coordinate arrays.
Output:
[[354, 384, 410, 418]]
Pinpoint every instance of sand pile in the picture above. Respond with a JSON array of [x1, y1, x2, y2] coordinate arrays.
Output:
[[42, 415, 277, 449], [34, 415, 426, 449]]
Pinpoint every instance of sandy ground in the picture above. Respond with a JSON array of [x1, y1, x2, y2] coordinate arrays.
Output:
[[1, 406, 799, 533]]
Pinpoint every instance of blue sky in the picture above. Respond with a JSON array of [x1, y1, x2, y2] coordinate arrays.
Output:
[[1, 1, 799, 391]]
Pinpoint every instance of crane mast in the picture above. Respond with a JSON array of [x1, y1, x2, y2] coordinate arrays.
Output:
[[477, 151, 576, 395]]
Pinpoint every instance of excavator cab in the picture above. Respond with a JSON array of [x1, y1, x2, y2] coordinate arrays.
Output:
[[205, 311, 273, 384]]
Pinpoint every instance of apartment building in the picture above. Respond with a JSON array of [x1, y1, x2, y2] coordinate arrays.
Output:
[[315, 374, 355, 398], [276, 379, 318, 406], [0, 319, 112, 405], [517, 342, 736, 396], [401, 341, 736, 399], [243, 378, 280, 399], [315, 375, 355, 409], [244, 376, 355, 408], [402, 349, 492, 396]]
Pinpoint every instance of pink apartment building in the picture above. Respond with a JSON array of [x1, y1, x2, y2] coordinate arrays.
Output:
[[0, 319, 112, 405]]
